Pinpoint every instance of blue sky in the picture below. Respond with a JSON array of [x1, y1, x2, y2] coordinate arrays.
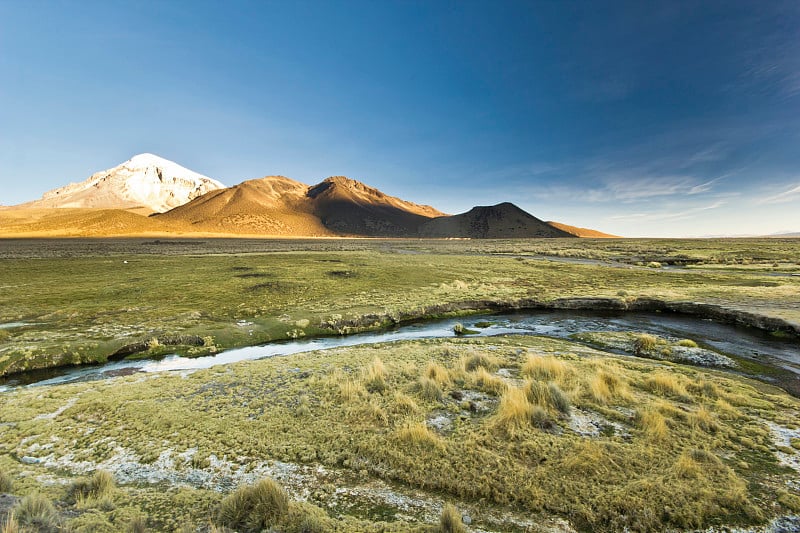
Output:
[[1, 0, 799, 237]]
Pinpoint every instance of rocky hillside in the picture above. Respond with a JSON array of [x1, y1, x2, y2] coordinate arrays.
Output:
[[420, 202, 575, 238]]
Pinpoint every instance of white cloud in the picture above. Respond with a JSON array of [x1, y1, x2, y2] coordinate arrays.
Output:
[[607, 201, 726, 222], [757, 183, 800, 204]]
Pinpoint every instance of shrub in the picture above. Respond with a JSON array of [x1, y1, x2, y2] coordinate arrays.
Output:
[[218, 477, 290, 533], [439, 503, 466, 533], [13, 493, 60, 532], [0, 471, 12, 493], [677, 339, 698, 348], [521, 355, 567, 382]]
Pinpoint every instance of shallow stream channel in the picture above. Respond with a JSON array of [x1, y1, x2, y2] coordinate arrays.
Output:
[[2, 309, 799, 395]]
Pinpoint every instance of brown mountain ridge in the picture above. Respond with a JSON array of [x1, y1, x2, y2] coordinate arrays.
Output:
[[2, 155, 613, 238]]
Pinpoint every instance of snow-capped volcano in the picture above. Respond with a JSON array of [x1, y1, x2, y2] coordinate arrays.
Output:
[[23, 153, 224, 213]]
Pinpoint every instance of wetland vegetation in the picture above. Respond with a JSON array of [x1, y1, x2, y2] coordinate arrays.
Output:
[[1, 237, 799, 531]]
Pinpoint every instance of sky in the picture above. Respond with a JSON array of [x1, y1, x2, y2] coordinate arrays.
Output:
[[1, 0, 799, 237]]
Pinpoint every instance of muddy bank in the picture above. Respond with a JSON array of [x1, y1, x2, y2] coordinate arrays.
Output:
[[321, 296, 800, 338], [2, 296, 797, 384]]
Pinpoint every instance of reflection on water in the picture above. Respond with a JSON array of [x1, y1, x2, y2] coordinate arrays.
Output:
[[1, 310, 798, 393]]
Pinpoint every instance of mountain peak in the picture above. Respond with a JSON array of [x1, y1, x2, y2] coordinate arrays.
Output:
[[420, 202, 575, 238], [19, 154, 225, 213]]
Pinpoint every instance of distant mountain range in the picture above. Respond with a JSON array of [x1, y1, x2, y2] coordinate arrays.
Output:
[[0, 154, 617, 238]]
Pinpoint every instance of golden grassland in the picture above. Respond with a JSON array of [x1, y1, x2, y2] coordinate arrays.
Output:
[[1, 335, 800, 531], [1, 238, 799, 377]]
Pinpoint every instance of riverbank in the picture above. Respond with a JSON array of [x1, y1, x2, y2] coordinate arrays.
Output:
[[1, 239, 799, 379]]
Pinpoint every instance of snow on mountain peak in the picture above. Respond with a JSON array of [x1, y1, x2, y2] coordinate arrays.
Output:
[[26, 154, 226, 213]]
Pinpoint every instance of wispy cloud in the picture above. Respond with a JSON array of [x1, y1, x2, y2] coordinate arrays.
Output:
[[757, 183, 800, 204], [607, 200, 726, 222]]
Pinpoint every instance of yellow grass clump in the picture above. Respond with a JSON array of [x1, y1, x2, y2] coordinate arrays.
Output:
[[425, 362, 452, 386], [638, 408, 669, 441], [472, 367, 507, 396], [417, 376, 443, 402], [362, 356, 388, 393], [521, 355, 568, 382], [588, 368, 629, 404], [396, 422, 443, 450], [218, 477, 289, 532], [645, 372, 689, 399], [339, 379, 367, 402], [493, 386, 535, 435], [439, 503, 466, 533]]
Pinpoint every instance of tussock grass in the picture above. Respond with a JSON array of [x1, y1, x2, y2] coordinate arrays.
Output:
[[547, 382, 571, 415], [637, 408, 669, 441], [677, 339, 698, 347], [362, 357, 388, 393], [0, 471, 12, 493], [530, 405, 554, 429], [438, 503, 466, 533], [70, 469, 116, 502], [690, 406, 718, 433], [687, 379, 719, 398], [472, 367, 507, 396], [493, 386, 533, 435], [417, 377, 443, 402], [714, 398, 742, 419], [395, 422, 443, 449], [0, 334, 796, 532], [286, 501, 335, 533], [633, 333, 658, 354], [390, 391, 419, 414], [339, 379, 366, 402], [13, 493, 59, 532], [1, 515, 19, 533], [521, 355, 568, 382], [463, 352, 498, 372], [424, 362, 451, 386], [588, 368, 629, 404], [217, 477, 289, 533], [645, 372, 689, 399], [126, 515, 148, 533], [355, 400, 388, 426]]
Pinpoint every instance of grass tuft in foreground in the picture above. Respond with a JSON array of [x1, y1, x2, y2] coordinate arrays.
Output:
[[218, 477, 289, 533]]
